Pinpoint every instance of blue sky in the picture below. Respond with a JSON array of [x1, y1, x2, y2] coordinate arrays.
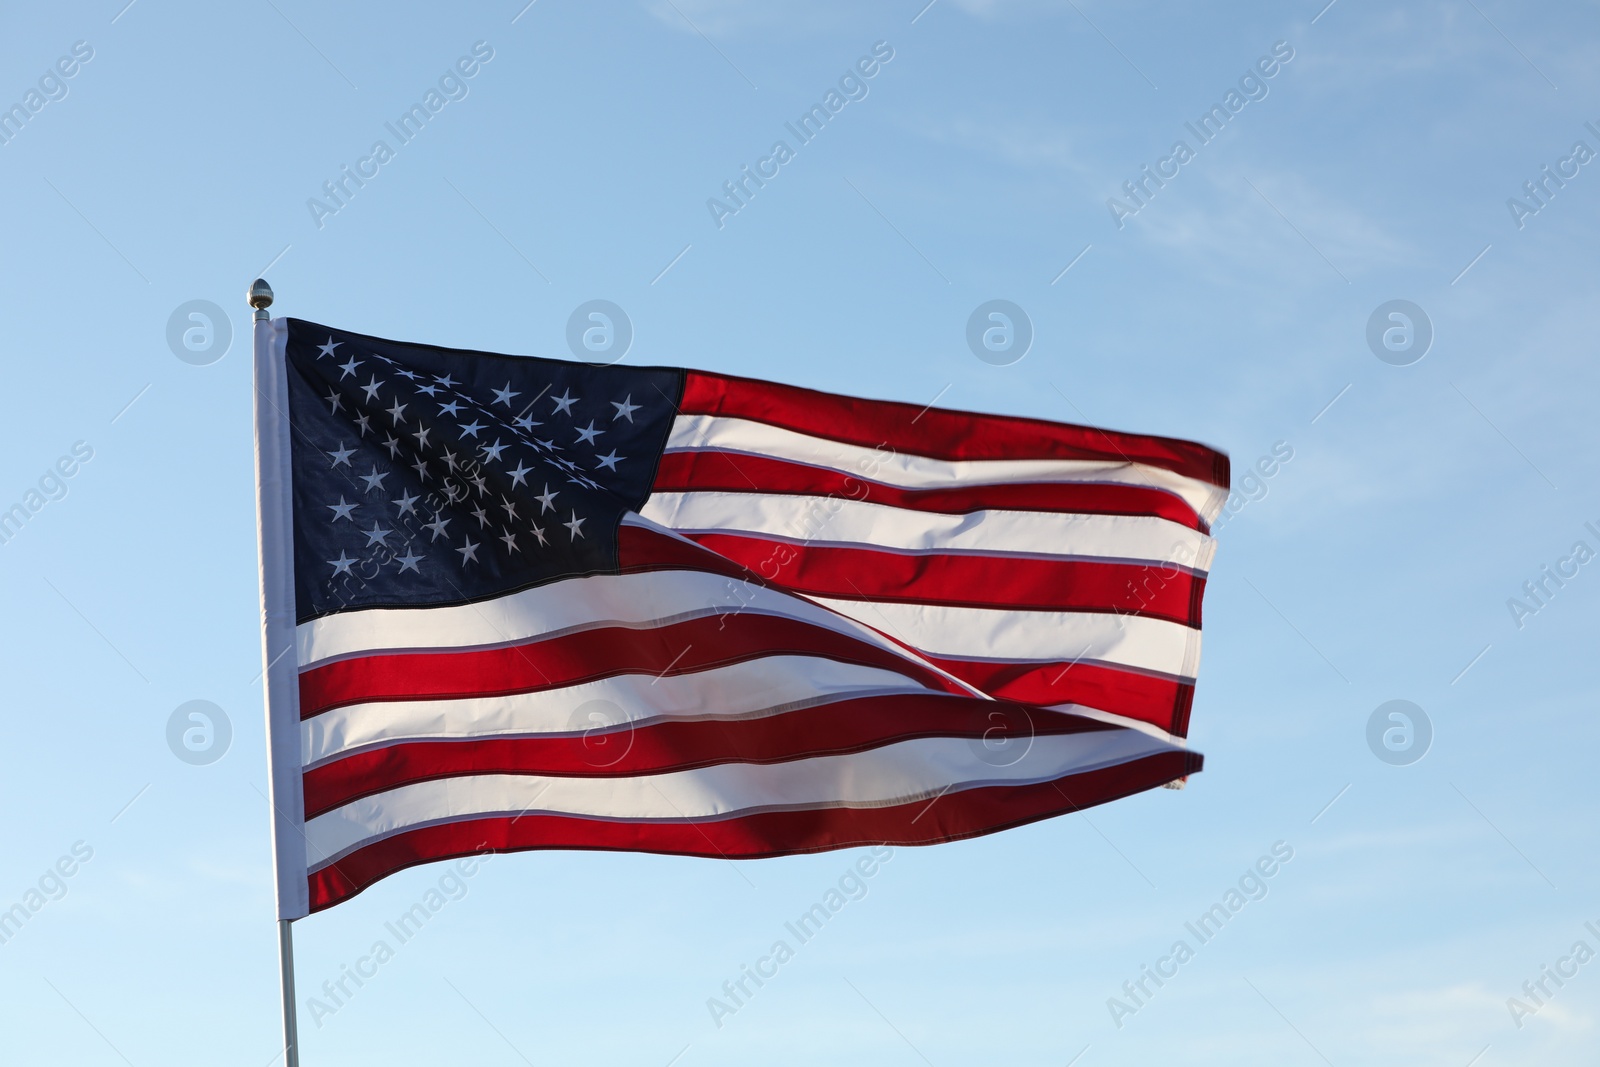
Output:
[[1, 0, 1598, 1063]]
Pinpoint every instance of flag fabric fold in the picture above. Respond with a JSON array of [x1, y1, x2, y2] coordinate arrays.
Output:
[[253, 316, 1227, 918]]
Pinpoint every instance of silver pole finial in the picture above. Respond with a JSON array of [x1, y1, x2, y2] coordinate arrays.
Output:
[[249, 278, 275, 322]]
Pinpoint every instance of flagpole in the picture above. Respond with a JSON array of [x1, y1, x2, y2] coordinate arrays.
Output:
[[251, 277, 301, 1067], [277, 918, 300, 1067]]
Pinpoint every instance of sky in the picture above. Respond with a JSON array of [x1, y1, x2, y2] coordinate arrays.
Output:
[[1, 0, 1598, 1063]]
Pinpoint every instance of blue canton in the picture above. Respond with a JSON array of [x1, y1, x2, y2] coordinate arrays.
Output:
[[285, 318, 682, 622]]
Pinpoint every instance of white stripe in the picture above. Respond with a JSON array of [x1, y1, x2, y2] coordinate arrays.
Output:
[[296, 566, 957, 677], [666, 414, 1226, 522], [639, 491, 1216, 572], [303, 730, 1181, 868], [1044, 703, 1186, 746], [303, 656, 929, 768], [806, 596, 1202, 681]]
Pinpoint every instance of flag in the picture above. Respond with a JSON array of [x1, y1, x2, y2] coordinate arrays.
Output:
[[254, 316, 1228, 917]]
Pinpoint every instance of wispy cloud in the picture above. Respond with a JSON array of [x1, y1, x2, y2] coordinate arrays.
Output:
[[1130, 165, 1417, 282], [901, 114, 1095, 176]]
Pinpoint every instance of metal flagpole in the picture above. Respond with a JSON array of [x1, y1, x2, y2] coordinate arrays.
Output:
[[277, 918, 300, 1067], [250, 278, 301, 1067]]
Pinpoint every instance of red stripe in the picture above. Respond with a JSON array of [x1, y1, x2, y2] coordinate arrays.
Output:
[[305, 749, 1202, 912], [303, 695, 1112, 819], [926, 656, 1195, 736], [614, 524, 1203, 735], [680, 370, 1229, 490], [299, 612, 966, 720], [652, 450, 1208, 531], [675, 531, 1206, 627], [616, 523, 1197, 733], [614, 521, 753, 580]]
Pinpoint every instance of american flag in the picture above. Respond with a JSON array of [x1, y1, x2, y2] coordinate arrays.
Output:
[[254, 317, 1228, 917]]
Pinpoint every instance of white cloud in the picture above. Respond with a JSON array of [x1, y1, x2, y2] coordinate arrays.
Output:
[[1124, 163, 1418, 283], [901, 113, 1094, 177]]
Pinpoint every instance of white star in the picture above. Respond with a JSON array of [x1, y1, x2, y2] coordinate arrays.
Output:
[[327, 497, 358, 522], [610, 395, 640, 422], [513, 413, 540, 432], [574, 421, 603, 446], [326, 443, 355, 468], [535, 485, 558, 513], [594, 450, 623, 472], [324, 390, 344, 414], [392, 491, 419, 517], [533, 437, 556, 451], [363, 522, 392, 547], [482, 440, 508, 463], [413, 425, 432, 449], [507, 462, 532, 488], [434, 373, 458, 388], [551, 389, 578, 416], [396, 551, 424, 574], [360, 467, 389, 493], [529, 524, 548, 547], [415, 383, 440, 397], [439, 400, 463, 417], [317, 338, 341, 359], [338, 356, 362, 380], [442, 482, 466, 503], [424, 515, 451, 541], [458, 420, 485, 438], [382, 435, 403, 459], [440, 448, 460, 471], [471, 505, 491, 528], [410, 458, 430, 482], [354, 413, 372, 437], [360, 376, 383, 402], [456, 537, 479, 564], [499, 528, 520, 554], [499, 497, 519, 522], [327, 551, 356, 577], [564, 512, 586, 540], [396, 369, 419, 381], [469, 474, 489, 496], [386, 400, 408, 425], [493, 383, 520, 406]]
